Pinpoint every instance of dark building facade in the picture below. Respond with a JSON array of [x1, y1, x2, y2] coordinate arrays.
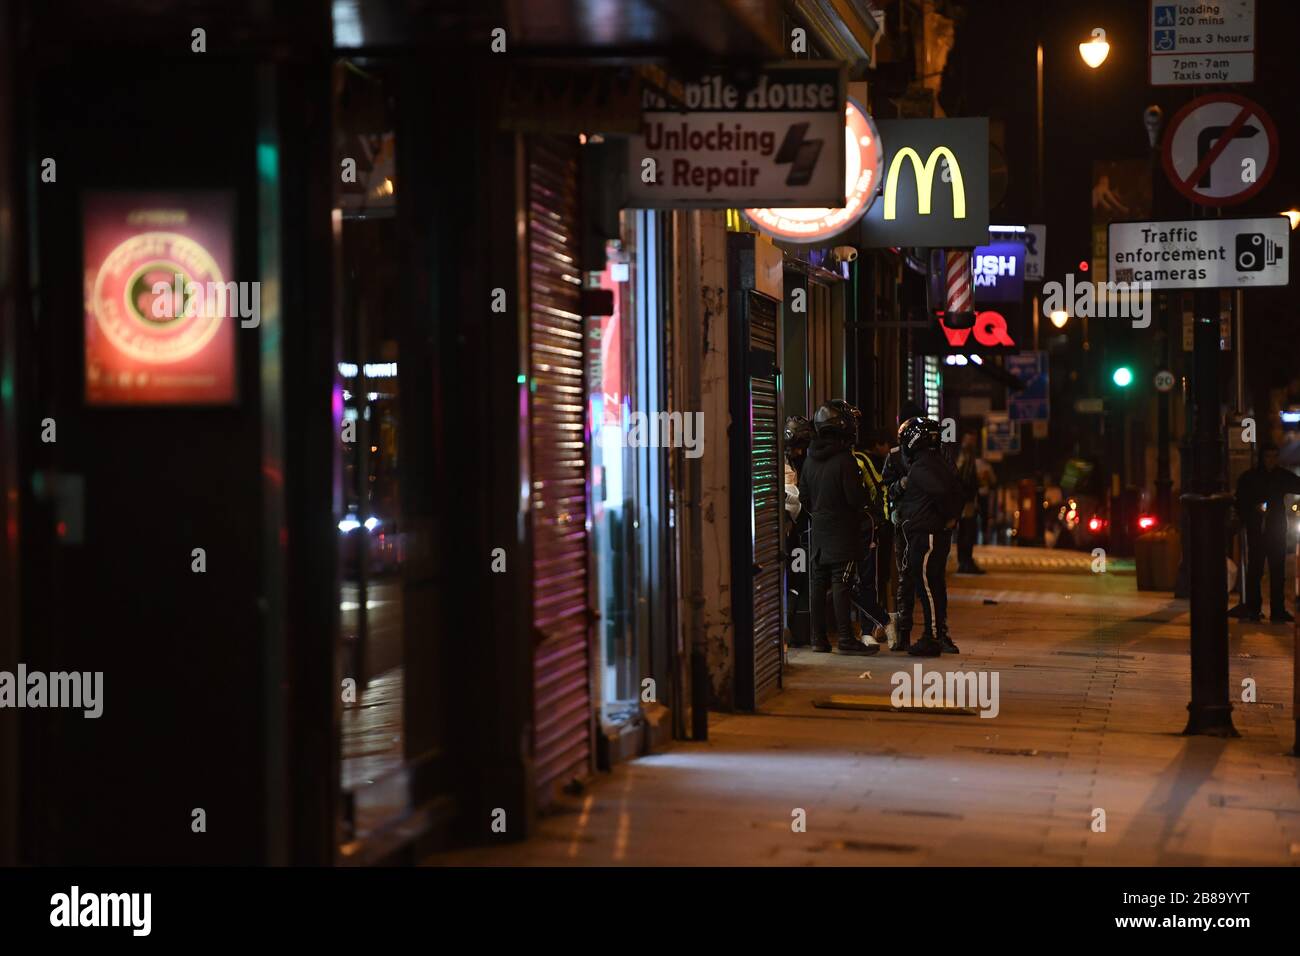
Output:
[[0, 0, 960, 866]]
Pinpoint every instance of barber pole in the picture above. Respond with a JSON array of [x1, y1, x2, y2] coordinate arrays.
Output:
[[946, 250, 973, 311], [944, 249, 976, 329]]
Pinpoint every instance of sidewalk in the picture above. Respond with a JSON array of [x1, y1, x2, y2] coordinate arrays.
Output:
[[428, 551, 1299, 866]]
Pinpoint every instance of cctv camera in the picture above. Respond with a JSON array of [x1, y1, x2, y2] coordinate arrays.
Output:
[[1144, 105, 1163, 147], [833, 245, 859, 263]]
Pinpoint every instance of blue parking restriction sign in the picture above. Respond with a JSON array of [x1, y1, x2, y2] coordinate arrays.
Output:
[[1150, 0, 1255, 86], [1006, 351, 1049, 423], [985, 415, 1019, 455]]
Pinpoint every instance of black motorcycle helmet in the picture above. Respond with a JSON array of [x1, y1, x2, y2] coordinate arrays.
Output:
[[783, 415, 814, 450], [898, 416, 942, 462], [814, 401, 857, 440], [827, 399, 861, 429]]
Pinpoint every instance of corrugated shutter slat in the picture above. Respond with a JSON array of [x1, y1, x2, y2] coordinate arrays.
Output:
[[527, 136, 591, 804]]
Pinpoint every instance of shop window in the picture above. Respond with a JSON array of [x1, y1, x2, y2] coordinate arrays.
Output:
[[333, 58, 409, 844]]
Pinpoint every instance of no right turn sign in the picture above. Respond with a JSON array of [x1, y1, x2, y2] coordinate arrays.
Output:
[[1161, 93, 1277, 207]]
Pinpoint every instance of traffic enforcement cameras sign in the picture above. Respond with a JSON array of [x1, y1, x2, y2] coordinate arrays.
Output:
[[1107, 217, 1289, 290]]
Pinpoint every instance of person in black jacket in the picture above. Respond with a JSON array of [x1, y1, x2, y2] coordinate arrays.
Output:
[[880, 402, 923, 650], [888, 417, 965, 656], [1231, 443, 1300, 623], [798, 402, 876, 655]]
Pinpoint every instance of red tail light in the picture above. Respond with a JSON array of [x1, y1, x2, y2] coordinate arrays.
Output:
[[1088, 516, 1104, 532], [1138, 515, 1158, 531]]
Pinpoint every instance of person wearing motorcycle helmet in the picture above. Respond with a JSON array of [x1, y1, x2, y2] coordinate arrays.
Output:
[[824, 398, 862, 446], [899, 415, 942, 464], [797, 401, 876, 655], [783, 414, 814, 524], [841, 411, 888, 650], [783, 415, 814, 479], [887, 416, 966, 657], [880, 401, 924, 649], [857, 427, 895, 644]]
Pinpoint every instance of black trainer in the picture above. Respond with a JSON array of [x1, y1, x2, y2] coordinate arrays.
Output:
[[811, 640, 832, 653], [908, 633, 943, 657], [891, 628, 911, 654], [1270, 609, 1295, 624], [834, 641, 878, 656], [938, 631, 960, 654]]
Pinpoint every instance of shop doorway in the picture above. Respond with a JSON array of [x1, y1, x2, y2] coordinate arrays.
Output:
[[586, 210, 678, 757], [333, 58, 424, 845]]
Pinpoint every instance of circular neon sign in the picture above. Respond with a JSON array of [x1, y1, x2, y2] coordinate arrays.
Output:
[[743, 99, 882, 244], [91, 232, 226, 364]]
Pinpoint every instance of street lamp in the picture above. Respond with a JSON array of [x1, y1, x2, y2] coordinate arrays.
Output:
[[1079, 28, 1110, 68], [1038, 28, 1109, 214], [1284, 209, 1300, 230], [1049, 309, 1069, 329]]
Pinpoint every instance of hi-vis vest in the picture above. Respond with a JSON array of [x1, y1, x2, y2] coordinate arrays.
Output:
[[853, 451, 889, 520]]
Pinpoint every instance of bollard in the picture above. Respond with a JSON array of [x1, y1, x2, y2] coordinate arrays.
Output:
[[1181, 492, 1239, 737]]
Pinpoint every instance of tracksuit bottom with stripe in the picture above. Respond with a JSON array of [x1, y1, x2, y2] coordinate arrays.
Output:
[[897, 525, 951, 637]]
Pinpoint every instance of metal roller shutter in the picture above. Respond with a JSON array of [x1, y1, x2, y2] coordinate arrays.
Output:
[[748, 295, 784, 705], [731, 285, 784, 711], [525, 135, 591, 805]]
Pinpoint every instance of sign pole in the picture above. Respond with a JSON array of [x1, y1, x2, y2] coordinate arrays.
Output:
[[1155, 298, 1173, 523], [1234, 288, 1246, 414], [1182, 195, 1237, 735]]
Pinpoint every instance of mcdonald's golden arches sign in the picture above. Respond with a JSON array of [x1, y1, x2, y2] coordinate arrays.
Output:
[[858, 117, 990, 248]]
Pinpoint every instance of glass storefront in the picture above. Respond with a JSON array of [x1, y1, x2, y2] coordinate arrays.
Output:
[[332, 58, 409, 842], [587, 210, 674, 729]]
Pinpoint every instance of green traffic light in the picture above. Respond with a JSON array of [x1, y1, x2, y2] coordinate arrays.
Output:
[[1112, 366, 1133, 387]]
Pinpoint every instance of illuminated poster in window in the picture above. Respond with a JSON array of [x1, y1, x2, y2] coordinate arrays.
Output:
[[83, 190, 238, 405]]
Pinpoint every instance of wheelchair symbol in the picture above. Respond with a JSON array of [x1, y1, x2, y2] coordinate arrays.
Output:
[[1154, 29, 1175, 52]]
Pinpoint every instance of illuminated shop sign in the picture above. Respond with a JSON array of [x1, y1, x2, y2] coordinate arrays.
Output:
[[83, 191, 237, 405], [742, 98, 883, 244], [625, 63, 846, 208], [939, 309, 1017, 350], [884, 146, 964, 220], [971, 241, 1025, 303], [858, 118, 990, 247], [338, 362, 398, 379]]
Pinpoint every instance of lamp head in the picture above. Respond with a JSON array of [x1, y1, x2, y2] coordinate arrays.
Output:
[[1080, 28, 1110, 69]]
